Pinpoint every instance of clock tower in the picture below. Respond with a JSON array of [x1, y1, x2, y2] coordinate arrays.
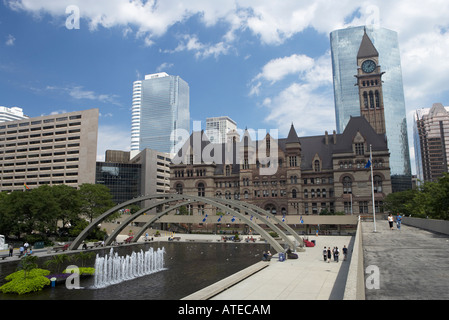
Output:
[[355, 29, 386, 135]]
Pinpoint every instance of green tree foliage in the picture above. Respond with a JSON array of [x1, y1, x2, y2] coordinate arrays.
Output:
[[0, 184, 115, 240], [384, 173, 449, 220], [78, 184, 116, 223]]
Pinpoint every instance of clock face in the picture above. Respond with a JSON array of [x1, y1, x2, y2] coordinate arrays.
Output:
[[362, 60, 376, 73]]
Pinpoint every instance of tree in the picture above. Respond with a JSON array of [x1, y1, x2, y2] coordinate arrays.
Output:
[[78, 184, 115, 223]]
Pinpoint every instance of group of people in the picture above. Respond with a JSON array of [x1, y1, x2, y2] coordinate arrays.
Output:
[[323, 245, 348, 263], [387, 213, 402, 230]]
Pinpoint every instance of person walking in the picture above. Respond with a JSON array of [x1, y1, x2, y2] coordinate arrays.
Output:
[[323, 247, 328, 262], [342, 245, 348, 261], [396, 213, 402, 230], [388, 213, 394, 230], [334, 247, 339, 262], [327, 247, 332, 263], [8, 244, 13, 257]]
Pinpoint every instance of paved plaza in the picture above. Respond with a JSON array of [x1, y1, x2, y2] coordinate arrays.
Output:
[[362, 220, 449, 300], [189, 235, 354, 300]]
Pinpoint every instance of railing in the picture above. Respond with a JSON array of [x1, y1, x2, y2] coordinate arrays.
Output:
[[343, 218, 365, 300]]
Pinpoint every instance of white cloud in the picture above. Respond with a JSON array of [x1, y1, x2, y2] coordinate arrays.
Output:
[[252, 54, 315, 85], [166, 34, 231, 59], [156, 62, 174, 72], [46, 85, 121, 106], [96, 125, 131, 161], [6, 0, 449, 141], [253, 51, 334, 136], [5, 34, 16, 46]]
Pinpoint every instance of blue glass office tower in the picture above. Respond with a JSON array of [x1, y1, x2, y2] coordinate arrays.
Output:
[[330, 26, 412, 192], [132, 72, 190, 154]]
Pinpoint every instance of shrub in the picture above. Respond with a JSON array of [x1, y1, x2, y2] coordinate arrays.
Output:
[[1, 269, 51, 295], [63, 267, 95, 276]]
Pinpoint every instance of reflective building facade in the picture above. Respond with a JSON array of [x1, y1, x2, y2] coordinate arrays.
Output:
[[330, 26, 412, 192], [131, 72, 190, 155]]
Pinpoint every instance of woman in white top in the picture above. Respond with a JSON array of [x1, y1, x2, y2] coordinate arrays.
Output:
[[387, 214, 394, 230]]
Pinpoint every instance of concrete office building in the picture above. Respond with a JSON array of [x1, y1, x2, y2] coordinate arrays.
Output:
[[131, 72, 190, 156], [206, 116, 237, 144], [0, 109, 99, 192], [330, 25, 412, 192], [96, 148, 171, 204], [414, 103, 449, 183]]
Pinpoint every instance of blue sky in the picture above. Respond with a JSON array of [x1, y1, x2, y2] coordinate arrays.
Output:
[[2, 1, 449, 174]]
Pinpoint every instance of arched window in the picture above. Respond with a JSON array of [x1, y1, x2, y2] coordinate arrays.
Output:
[[304, 189, 308, 198], [363, 92, 369, 109], [292, 189, 297, 198], [244, 190, 249, 199], [322, 189, 326, 198], [176, 183, 183, 194], [198, 183, 205, 197], [343, 176, 352, 194], [374, 176, 382, 193], [375, 91, 380, 109], [369, 91, 374, 109]]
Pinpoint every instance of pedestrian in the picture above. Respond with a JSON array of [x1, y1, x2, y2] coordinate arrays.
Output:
[[327, 247, 331, 263], [8, 244, 13, 257], [334, 247, 339, 262], [19, 245, 24, 256], [388, 213, 394, 230], [24, 242, 29, 253], [343, 245, 348, 261], [323, 247, 327, 262], [396, 213, 402, 230]]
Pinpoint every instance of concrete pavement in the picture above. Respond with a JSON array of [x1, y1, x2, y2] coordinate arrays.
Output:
[[183, 235, 354, 300], [362, 220, 449, 300]]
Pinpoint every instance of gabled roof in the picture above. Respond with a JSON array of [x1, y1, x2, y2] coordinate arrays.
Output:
[[357, 30, 378, 59]]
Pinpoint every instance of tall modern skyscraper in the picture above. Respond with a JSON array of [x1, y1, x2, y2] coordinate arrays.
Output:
[[131, 72, 190, 155], [330, 25, 412, 192], [414, 103, 449, 183], [0, 106, 28, 122]]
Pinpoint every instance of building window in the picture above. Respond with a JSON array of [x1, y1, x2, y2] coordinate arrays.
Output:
[[363, 92, 369, 109], [304, 189, 308, 198], [373, 176, 382, 193], [292, 189, 297, 198], [343, 176, 352, 194], [176, 183, 183, 194], [198, 183, 205, 197], [359, 201, 368, 214], [369, 91, 375, 109], [314, 160, 320, 172], [289, 156, 297, 167], [375, 91, 380, 109], [226, 165, 230, 176], [344, 202, 351, 214], [375, 201, 384, 213], [355, 143, 364, 155]]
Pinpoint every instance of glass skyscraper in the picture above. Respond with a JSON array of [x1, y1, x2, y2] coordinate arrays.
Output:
[[131, 72, 190, 155], [330, 25, 412, 192]]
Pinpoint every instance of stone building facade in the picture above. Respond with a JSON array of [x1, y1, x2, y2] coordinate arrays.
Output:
[[170, 116, 391, 216]]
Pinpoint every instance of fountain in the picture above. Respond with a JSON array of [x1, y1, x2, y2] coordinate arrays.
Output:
[[93, 247, 166, 289]]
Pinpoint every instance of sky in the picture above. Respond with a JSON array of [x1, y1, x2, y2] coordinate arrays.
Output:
[[2, 1, 449, 174]]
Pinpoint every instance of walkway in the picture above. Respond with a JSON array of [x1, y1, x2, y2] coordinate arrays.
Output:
[[362, 221, 449, 300], [183, 235, 353, 300]]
